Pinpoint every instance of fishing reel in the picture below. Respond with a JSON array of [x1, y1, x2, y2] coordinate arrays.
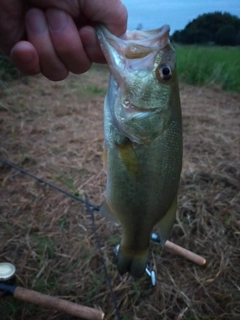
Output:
[[0, 262, 17, 297], [0, 262, 104, 319]]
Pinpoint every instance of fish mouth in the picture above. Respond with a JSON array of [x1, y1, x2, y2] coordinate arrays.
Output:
[[132, 105, 157, 113], [97, 25, 171, 144], [123, 101, 157, 114], [123, 25, 170, 59], [96, 24, 170, 70], [97, 24, 170, 53]]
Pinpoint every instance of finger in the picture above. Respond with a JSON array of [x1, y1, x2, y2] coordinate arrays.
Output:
[[25, 8, 68, 81], [80, 0, 128, 36], [10, 41, 40, 75], [28, 0, 128, 36], [79, 26, 106, 64], [28, 0, 80, 18], [46, 9, 91, 74]]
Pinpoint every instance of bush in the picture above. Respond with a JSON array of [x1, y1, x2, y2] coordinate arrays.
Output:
[[171, 12, 240, 46]]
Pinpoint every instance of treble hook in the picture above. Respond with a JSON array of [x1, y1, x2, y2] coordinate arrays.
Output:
[[113, 243, 156, 286]]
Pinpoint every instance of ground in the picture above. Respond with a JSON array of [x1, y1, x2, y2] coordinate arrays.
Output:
[[0, 65, 239, 320]]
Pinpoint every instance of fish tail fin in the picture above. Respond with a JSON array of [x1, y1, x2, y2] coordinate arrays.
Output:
[[117, 246, 148, 278]]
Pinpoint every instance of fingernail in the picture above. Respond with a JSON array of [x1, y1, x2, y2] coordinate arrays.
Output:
[[47, 9, 68, 32], [26, 9, 47, 34]]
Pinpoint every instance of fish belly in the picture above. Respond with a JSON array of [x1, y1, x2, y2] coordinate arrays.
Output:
[[104, 95, 182, 277]]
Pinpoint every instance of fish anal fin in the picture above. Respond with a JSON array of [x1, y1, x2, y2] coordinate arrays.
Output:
[[100, 200, 119, 224], [156, 196, 177, 244], [116, 140, 140, 179]]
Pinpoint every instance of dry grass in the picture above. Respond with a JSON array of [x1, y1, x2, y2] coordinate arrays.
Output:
[[0, 65, 240, 320]]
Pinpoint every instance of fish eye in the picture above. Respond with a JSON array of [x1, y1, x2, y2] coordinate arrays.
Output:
[[158, 64, 172, 80]]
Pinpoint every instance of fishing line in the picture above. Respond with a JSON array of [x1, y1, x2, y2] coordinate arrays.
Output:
[[0, 158, 99, 211], [85, 198, 122, 320], [0, 157, 122, 320]]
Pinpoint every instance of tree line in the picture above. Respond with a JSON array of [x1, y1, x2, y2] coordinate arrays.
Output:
[[171, 12, 240, 46]]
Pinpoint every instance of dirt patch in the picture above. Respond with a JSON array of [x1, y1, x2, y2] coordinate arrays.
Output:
[[0, 65, 240, 320]]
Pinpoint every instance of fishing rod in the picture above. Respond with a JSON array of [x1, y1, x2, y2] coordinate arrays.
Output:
[[0, 262, 104, 320], [0, 158, 206, 319], [0, 158, 120, 319]]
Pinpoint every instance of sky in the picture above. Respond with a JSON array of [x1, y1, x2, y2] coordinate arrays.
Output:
[[121, 0, 240, 34]]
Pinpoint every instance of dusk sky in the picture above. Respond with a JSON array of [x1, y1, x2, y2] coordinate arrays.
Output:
[[121, 0, 240, 34]]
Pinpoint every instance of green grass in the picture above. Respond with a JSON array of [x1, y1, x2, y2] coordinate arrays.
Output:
[[53, 168, 80, 196], [0, 298, 30, 319], [69, 83, 106, 98], [0, 54, 22, 82], [174, 45, 240, 93], [32, 234, 56, 263]]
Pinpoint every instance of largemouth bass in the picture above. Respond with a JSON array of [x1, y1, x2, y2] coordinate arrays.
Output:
[[97, 25, 182, 278]]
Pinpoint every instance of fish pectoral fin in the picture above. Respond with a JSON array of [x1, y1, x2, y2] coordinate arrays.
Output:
[[116, 140, 140, 179], [103, 143, 108, 173], [100, 200, 119, 224], [156, 196, 177, 244]]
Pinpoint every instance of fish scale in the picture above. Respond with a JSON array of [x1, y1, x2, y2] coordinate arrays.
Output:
[[97, 24, 182, 278]]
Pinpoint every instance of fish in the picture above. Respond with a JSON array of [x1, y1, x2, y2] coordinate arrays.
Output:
[[96, 24, 182, 278]]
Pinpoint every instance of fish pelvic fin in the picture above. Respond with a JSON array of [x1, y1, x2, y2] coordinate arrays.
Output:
[[100, 200, 119, 224], [116, 139, 140, 179], [156, 196, 177, 244], [117, 246, 148, 278]]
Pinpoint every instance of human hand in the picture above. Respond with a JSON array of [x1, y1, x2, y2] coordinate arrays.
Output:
[[0, 0, 127, 81]]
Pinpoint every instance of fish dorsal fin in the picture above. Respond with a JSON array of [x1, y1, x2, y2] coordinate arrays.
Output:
[[100, 200, 119, 224]]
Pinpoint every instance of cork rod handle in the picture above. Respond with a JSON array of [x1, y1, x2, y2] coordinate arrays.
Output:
[[164, 240, 206, 266], [14, 286, 104, 320]]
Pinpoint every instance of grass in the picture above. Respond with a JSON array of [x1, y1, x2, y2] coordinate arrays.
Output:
[[0, 55, 18, 82], [53, 168, 80, 195], [175, 45, 240, 93], [0, 54, 25, 83], [68, 64, 108, 99], [1, 46, 239, 94], [69, 82, 106, 99], [68, 82, 106, 98], [0, 64, 240, 319]]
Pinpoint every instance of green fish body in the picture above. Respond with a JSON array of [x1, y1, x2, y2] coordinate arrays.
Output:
[[97, 25, 182, 278]]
